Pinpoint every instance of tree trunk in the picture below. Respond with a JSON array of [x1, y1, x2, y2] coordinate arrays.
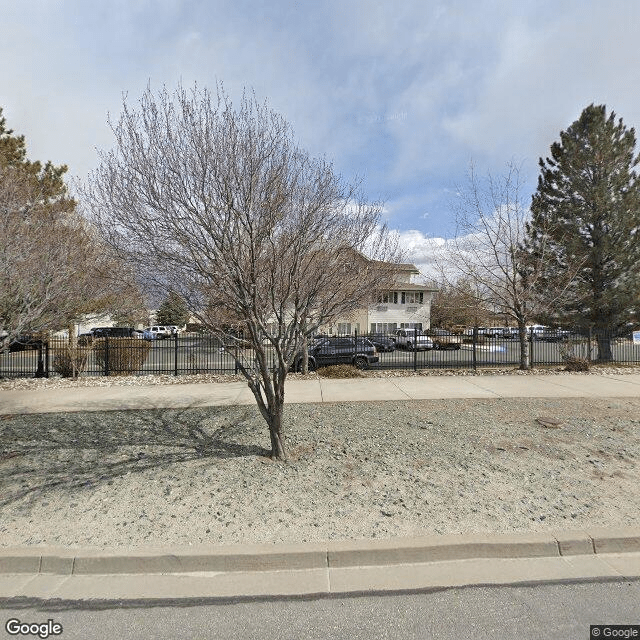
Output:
[[301, 334, 309, 374], [268, 405, 287, 460], [67, 322, 80, 378], [245, 358, 288, 461], [517, 320, 530, 370], [595, 330, 613, 363], [268, 368, 288, 460], [68, 323, 77, 349]]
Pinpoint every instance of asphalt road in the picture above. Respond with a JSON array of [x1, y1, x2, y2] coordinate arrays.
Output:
[[2, 580, 639, 640]]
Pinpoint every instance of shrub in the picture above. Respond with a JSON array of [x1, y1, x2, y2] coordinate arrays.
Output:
[[317, 364, 364, 378], [563, 356, 591, 372], [93, 337, 151, 376], [52, 346, 91, 378], [559, 342, 591, 372]]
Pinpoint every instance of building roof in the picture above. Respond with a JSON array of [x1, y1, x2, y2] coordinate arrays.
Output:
[[393, 283, 439, 292], [395, 263, 421, 272], [371, 259, 420, 273]]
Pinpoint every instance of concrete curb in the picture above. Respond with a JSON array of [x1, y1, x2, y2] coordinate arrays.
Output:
[[2, 527, 639, 575], [2, 528, 640, 601]]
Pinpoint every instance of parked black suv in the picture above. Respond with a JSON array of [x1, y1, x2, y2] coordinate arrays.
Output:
[[92, 327, 142, 338], [2, 335, 44, 353], [292, 336, 379, 371]]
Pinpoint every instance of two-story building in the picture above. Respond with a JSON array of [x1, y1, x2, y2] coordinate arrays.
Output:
[[323, 262, 438, 335]]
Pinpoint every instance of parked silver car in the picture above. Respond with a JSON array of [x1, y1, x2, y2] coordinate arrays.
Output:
[[393, 329, 434, 351]]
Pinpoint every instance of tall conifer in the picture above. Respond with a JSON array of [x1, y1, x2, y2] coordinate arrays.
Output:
[[528, 104, 640, 360]]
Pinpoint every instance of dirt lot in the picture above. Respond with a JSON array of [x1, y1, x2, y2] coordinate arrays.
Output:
[[1, 396, 638, 548]]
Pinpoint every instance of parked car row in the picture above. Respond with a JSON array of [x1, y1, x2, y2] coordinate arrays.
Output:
[[77, 325, 182, 344], [78, 327, 143, 345], [305, 329, 462, 355], [459, 326, 576, 341], [462, 327, 519, 339]]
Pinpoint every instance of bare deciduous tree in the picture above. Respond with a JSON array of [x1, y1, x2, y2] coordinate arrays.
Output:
[[0, 110, 144, 356], [0, 164, 142, 350], [434, 162, 578, 369], [83, 83, 402, 460], [429, 279, 495, 330]]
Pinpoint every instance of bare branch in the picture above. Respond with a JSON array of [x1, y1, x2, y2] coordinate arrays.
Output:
[[82, 82, 403, 459]]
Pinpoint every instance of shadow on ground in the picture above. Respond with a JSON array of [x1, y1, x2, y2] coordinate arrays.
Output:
[[0, 406, 271, 507]]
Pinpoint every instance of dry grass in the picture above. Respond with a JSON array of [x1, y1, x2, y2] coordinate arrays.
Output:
[[316, 364, 364, 378]]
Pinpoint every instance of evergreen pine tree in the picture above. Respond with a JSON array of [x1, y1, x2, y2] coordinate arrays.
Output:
[[0, 107, 74, 215], [155, 291, 190, 327], [528, 104, 640, 361]]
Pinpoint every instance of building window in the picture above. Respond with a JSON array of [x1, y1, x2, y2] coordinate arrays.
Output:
[[402, 292, 424, 304], [377, 292, 398, 304], [337, 323, 351, 334], [400, 322, 423, 330], [370, 322, 398, 333]]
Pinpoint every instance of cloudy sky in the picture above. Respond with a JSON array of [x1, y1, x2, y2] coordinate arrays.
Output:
[[2, 0, 639, 272]]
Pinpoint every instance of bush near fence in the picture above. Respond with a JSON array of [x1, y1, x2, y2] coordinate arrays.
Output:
[[92, 337, 151, 376], [51, 345, 92, 378]]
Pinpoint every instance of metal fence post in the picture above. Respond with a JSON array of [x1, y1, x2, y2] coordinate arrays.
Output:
[[35, 342, 46, 378], [528, 328, 534, 368], [174, 333, 179, 376], [472, 327, 477, 372], [104, 336, 110, 377], [413, 327, 417, 371]]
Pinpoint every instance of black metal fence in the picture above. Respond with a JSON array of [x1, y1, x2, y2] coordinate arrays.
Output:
[[1, 328, 639, 379]]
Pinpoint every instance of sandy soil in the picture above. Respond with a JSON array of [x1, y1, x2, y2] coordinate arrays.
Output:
[[1, 396, 638, 548]]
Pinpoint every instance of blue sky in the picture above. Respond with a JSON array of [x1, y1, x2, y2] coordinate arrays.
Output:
[[2, 0, 639, 272]]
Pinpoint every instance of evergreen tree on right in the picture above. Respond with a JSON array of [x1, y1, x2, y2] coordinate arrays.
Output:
[[527, 104, 640, 361]]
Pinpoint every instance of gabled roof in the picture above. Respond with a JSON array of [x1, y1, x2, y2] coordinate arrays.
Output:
[[391, 283, 438, 292], [338, 247, 423, 277], [371, 260, 420, 274]]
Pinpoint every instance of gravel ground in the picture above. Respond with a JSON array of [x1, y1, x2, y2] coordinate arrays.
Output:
[[2, 363, 640, 390], [1, 393, 639, 548]]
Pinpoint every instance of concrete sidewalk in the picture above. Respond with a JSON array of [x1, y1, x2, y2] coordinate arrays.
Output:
[[1, 372, 640, 415], [1, 528, 639, 601]]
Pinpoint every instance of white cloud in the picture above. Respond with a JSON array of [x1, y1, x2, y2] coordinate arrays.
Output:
[[394, 229, 447, 280], [2, 0, 640, 241], [441, 4, 640, 166]]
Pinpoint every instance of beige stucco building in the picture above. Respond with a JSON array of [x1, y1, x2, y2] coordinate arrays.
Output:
[[323, 263, 438, 335]]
